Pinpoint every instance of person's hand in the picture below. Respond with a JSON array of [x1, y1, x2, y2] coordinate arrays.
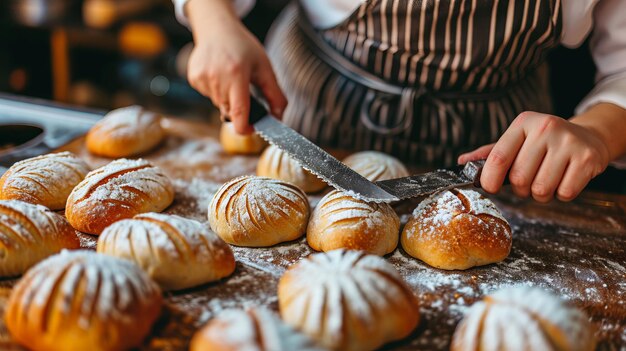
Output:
[[185, 0, 287, 134], [458, 112, 610, 202]]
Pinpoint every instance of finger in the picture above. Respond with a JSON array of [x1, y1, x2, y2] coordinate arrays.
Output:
[[555, 161, 592, 202], [252, 61, 288, 119], [480, 126, 526, 194], [508, 139, 547, 198], [228, 74, 254, 135], [457, 143, 495, 164], [530, 151, 569, 203]]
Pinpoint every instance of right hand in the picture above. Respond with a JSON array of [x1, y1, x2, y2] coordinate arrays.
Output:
[[186, 0, 287, 134]]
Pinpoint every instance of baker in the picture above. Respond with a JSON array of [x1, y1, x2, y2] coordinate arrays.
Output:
[[172, 0, 626, 203]]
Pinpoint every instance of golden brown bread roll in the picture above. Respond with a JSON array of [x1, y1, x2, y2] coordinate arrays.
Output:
[[279, 249, 420, 351], [190, 307, 325, 351], [343, 151, 409, 181], [257, 144, 326, 193], [97, 212, 235, 290], [208, 176, 310, 247], [219, 122, 267, 155], [5, 250, 162, 351], [401, 189, 511, 270], [66, 158, 174, 235], [307, 190, 399, 255], [0, 152, 90, 210], [0, 200, 80, 277], [451, 286, 596, 351], [86, 105, 165, 157]]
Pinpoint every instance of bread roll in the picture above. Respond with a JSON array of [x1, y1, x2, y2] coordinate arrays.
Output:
[[5, 250, 162, 351], [307, 190, 399, 255], [401, 189, 511, 270], [97, 212, 235, 290], [257, 144, 326, 193], [190, 307, 325, 351], [66, 158, 174, 235], [0, 200, 80, 277], [208, 176, 310, 247], [451, 286, 596, 351], [86, 105, 165, 157], [279, 249, 420, 351], [219, 122, 267, 155], [343, 151, 409, 181], [0, 152, 90, 210]]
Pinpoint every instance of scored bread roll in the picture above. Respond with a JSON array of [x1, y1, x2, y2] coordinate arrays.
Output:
[[307, 190, 399, 255], [66, 158, 174, 235], [190, 307, 325, 351], [5, 250, 162, 351], [279, 249, 420, 351], [257, 144, 326, 193], [451, 286, 596, 351], [0, 200, 80, 277], [98, 213, 235, 290], [219, 122, 267, 155], [208, 176, 310, 247], [86, 105, 165, 157], [401, 189, 512, 270], [343, 151, 409, 181], [0, 152, 90, 210]]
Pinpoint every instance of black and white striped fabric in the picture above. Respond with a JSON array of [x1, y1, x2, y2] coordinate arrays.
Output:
[[266, 0, 562, 166]]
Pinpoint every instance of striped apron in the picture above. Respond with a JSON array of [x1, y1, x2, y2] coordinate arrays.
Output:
[[266, 0, 562, 167]]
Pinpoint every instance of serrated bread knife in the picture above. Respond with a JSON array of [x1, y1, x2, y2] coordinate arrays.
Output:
[[248, 96, 486, 203]]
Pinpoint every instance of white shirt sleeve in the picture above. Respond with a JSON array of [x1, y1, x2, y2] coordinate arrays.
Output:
[[172, 0, 257, 27]]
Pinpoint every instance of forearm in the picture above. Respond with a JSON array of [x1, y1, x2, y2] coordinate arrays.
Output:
[[570, 102, 626, 161], [186, 0, 241, 43]]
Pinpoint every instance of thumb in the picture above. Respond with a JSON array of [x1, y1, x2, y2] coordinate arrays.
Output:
[[457, 143, 495, 164], [252, 60, 288, 119]]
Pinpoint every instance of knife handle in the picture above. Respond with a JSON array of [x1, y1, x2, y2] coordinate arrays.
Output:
[[462, 159, 510, 188]]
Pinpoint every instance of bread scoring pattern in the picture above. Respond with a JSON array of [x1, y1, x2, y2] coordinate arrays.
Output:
[[0, 152, 90, 210], [208, 176, 310, 246], [343, 151, 409, 181], [66, 158, 174, 235], [278, 249, 420, 351], [257, 144, 326, 193]]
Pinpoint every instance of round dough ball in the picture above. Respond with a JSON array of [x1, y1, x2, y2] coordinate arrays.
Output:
[[0, 200, 80, 277], [97, 212, 235, 290], [86, 105, 165, 157], [208, 176, 310, 247], [219, 122, 266, 154], [401, 189, 511, 270], [279, 249, 420, 351], [5, 250, 162, 351], [307, 190, 399, 255], [257, 144, 326, 193], [190, 307, 325, 351], [451, 286, 596, 351], [343, 151, 409, 181], [0, 152, 90, 210], [66, 158, 174, 235]]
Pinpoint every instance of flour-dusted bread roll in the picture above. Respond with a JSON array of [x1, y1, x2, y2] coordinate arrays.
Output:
[[98, 213, 235, 290], [219, 122, 267, 155], [307, 190, 399, 255], [0, 200, 80, 277], [0, 152, 90, 210], [208, 176, 309, 247], [451, 286, 596, 351], [5, 250, 162, 351], [401, 189, 511, 270], [279, 249, 420, 351], [257, 144, 326, 193], [190, 307, 325, 351], [343, 151, 409, 181], [86, 105, 165, 157], [66, 158, 174, 235]]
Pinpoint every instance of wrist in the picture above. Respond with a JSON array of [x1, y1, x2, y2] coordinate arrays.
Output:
[[186, 0, 241, 41], [570, 103, 626, 162]]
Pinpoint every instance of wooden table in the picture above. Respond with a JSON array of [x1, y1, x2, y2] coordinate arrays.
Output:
[[1, 117, 625, 350]]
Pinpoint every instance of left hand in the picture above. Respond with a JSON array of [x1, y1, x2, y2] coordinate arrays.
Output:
[[458, 111, 610, 202]]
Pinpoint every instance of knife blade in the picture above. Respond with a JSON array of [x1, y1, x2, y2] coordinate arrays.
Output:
[[374, 160, 485, 201], [249, 96, 400, 203]]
